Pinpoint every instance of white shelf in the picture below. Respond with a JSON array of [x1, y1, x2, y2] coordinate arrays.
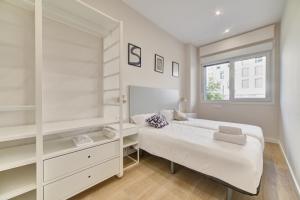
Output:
[[0, 143, 36, 172], [44, 131, 119, 159], [0, 165, 36, 200], [0, 105, 35, 112], [4, 0, 35, 11], [44, 117, 119, 136], [43, 0, 119, 36], [123, 137, 138, 148], [107, 123, 137, 131], [0, 118, 119, 143], [10, 190, 36, 200], [0, 125, 36, 142]]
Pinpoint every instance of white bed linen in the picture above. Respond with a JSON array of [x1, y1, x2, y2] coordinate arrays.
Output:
[[138, 123, 263, 194], [173, 118, 264, 148]]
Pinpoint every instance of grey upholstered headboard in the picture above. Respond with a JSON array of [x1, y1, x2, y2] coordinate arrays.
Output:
[[129, 85, 180, 117]]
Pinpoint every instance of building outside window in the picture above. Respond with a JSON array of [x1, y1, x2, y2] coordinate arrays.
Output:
[[203, 53, 271, 102], [204, 62, 230, 101], [242, 67, 249, 77]]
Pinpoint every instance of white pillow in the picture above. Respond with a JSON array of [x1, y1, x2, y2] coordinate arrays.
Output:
[[160, 109, 174, 122], [174, 110, 188, 121], [131, 113, 155, 126]]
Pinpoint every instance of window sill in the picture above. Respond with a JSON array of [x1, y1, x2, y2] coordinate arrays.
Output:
[[200, 99, 275, 105]]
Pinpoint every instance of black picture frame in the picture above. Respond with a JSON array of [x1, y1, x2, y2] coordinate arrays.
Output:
[[154, 54, 164, 73], [128, 43, 141, 67], [172, 62, 179, 77]]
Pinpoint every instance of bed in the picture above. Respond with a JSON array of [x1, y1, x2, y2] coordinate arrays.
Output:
[[139, 123, 263, 194], [173, 118, 264, 148], [129, 86, 264, 199]]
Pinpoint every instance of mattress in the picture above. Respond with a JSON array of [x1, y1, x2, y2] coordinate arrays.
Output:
[[138, 123, 263, 194], [173, 118, 264, 148]]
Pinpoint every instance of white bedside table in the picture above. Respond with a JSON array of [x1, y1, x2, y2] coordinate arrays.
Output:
[[108, 123, 139, 170], [122, 123, 139, 170]]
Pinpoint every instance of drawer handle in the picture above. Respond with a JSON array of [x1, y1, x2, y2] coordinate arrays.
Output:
[[88, 155, 91, 158], [88, 175, 91, 178]]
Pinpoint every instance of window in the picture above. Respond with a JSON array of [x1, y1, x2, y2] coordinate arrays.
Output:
[[203, 53, 271, 102], [204, 62, 230, 101]]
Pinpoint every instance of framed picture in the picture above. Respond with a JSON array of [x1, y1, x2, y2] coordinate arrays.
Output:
[[128, 43, 141, 67], [154, 54, 164, 73], [172, 62, 179, 77]]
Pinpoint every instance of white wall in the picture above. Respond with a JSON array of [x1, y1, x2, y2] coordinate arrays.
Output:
[[83, 0, 186, 119], [197, 25, 280, 141], [185, 44, 198, 112], [280, 0, 300, 193]]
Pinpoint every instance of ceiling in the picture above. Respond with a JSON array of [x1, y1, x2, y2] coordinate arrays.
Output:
[[123, 0, 286, 46]]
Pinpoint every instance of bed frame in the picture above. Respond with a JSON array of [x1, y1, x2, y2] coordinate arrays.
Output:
[[129, 86, 261, 200]]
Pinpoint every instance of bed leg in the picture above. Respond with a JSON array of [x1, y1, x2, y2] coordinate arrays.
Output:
[[226, 188, 233, 200], [170, 161, 175, 174], [139, 149, 143, 157]]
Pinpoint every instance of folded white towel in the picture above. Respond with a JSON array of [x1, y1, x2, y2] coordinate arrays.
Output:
[[214, 132, 247, 145], [103, 128, 117, 139], [219, 126, 243, 135]]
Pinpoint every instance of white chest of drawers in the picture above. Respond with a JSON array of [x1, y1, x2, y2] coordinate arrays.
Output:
[[44, 141, 119, 183], [44, 158, 119, 200], [43, 140, 120, 200]]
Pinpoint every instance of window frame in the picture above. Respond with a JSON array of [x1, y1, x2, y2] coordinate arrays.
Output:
[[202, 51, 273, 104]]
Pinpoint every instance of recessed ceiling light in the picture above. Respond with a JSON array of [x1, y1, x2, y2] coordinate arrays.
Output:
[[224, 28, 230, 33], [215, 10, 221, 16]]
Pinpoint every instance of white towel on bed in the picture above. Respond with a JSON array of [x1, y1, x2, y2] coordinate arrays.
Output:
[[219, 126, 243, 135], [214, 132, 247, 145]]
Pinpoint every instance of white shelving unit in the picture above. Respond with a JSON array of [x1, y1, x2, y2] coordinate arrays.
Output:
[[0, 0, 124, 199], [0, 0, 37, 199], [43, 130, 119, 160], [123, 137, 139, 148], [43, 118, 119, 136], [0, 165, 36, 200], [11, 191, 36, 200], [114, 123, 139, 171], [0, 105, 35, 112], [0, 125, 36, 142], [0, 143, 36, 172]]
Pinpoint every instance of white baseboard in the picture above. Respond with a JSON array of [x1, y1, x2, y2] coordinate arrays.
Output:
[[264, 137, 279, 144], [278, 141, 300, 198]]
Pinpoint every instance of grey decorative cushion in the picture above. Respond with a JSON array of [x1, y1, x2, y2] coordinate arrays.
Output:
[[146, 114, 169, 128]]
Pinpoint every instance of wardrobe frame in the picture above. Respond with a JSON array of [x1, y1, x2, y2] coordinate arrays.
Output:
[[0, 0, 124, 199]]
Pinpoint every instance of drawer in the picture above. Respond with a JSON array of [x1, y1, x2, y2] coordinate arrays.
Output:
[[44, 158, 119, 200], [122, 128, 138, 137], [44, 141, 119, 182]]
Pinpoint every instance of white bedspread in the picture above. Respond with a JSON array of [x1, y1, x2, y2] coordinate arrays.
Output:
[[138, 123, 263, 194], [173, 118, 264, 148]]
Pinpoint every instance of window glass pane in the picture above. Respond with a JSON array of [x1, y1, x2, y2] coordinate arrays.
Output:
[[234, 56, 266, 99], [205, 63, 230, 100]]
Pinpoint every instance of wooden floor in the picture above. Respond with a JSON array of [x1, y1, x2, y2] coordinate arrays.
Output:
[[71, 143, 299, 200]]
